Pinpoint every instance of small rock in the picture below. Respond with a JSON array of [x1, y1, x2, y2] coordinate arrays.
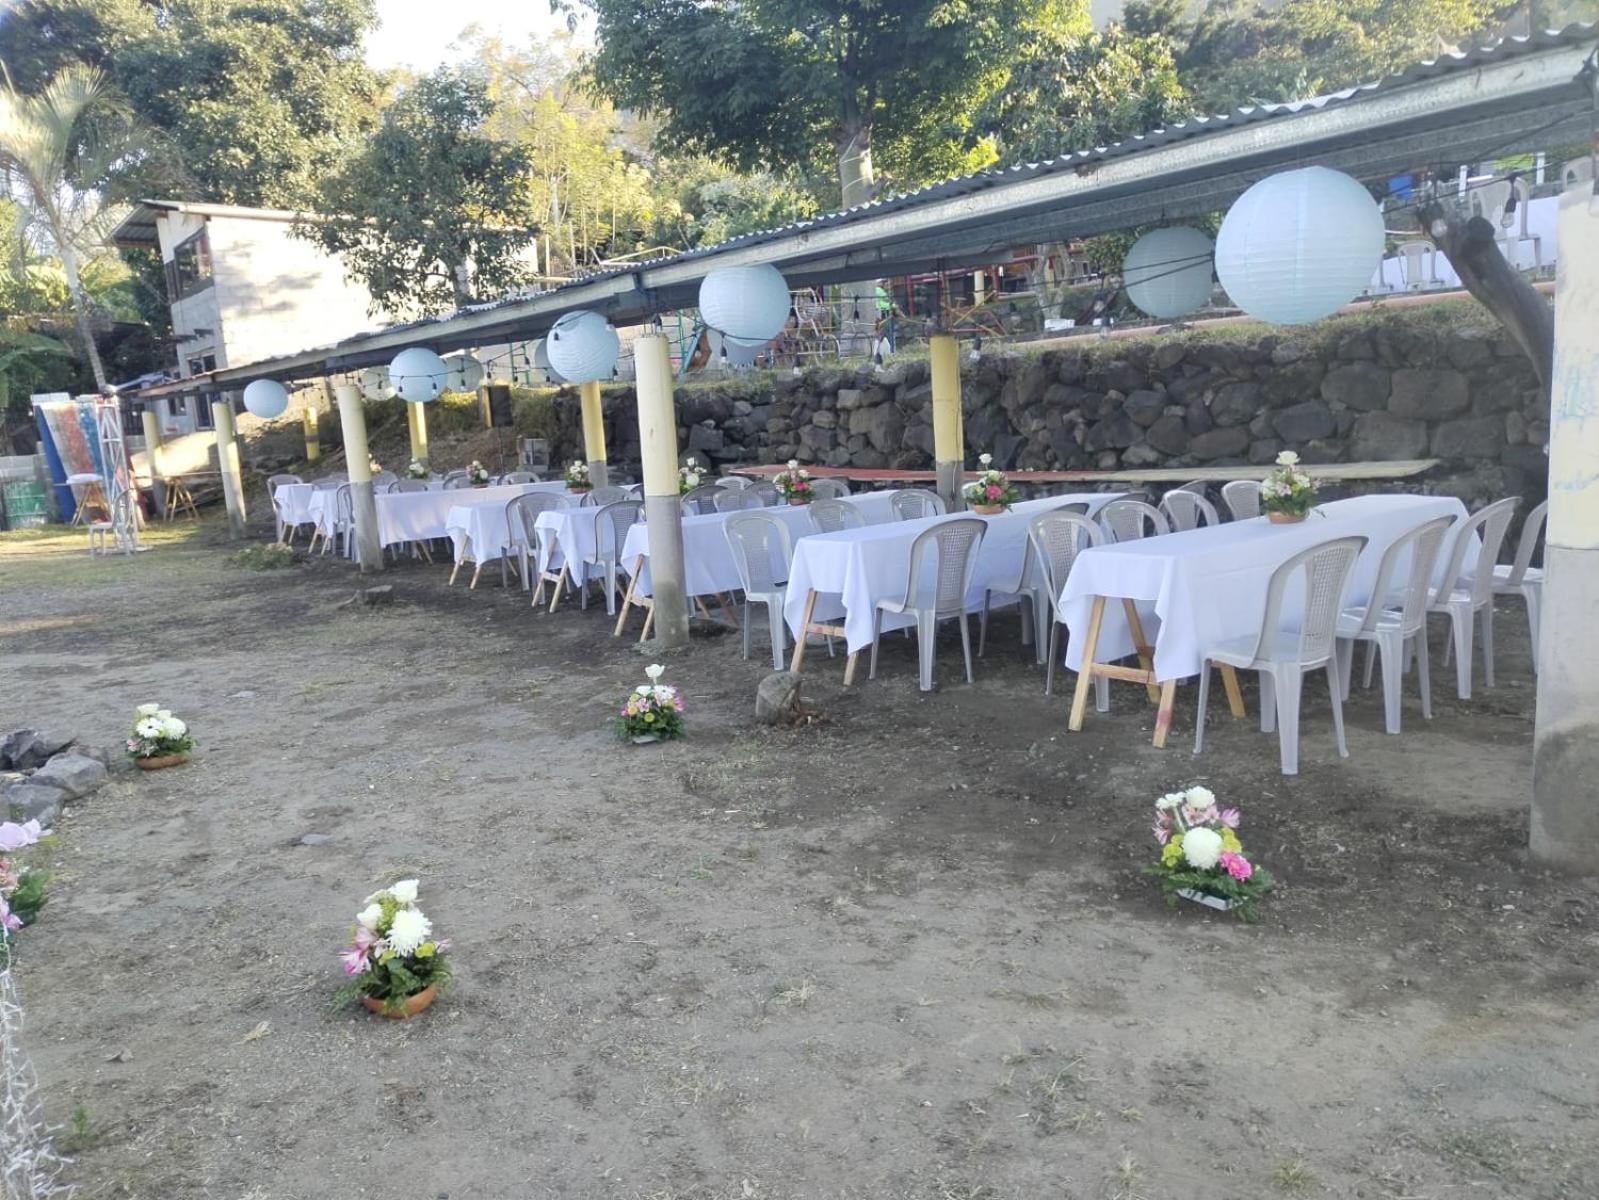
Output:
[[2, 783, 67, 826], [30, 753, 108, 800], [755, 672, 802, 725], [299, 833, 333, 846], [362, 585, 395, 606], [0, 730, 75, 772], [229, 690, 257, 700]]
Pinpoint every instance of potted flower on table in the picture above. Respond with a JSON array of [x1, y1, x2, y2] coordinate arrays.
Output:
[[678, 458, 704, 493], [406, 459, 429, 480], [125, 703, 193, 770], [336, 879, 451, 1018], [963, 453, 1018, 515], [618, 664, 686, 744], [565, 460, 592, 494], [774, 459, 813, 505], [1262, 450, 1316, 524], [1146, 786, 1273, 922], [467, 460, 492, 487]]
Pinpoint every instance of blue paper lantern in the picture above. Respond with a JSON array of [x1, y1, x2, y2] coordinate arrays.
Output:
[[242, 379, 289, 419]]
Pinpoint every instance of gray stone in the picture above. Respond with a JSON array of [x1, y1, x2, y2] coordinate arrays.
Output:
[[1084, 411, 1141, 452], [876, 362, 908, 387], [1502, 443, 1548, 475], [1445, 329, 1495, 370], [755, 672, 802, 725], [361, 585, 394, 607], [299, 833, 334, 846], [1432, 415, 1504, 460], [834, 388, 865, 412], [1188, 427, 1250, 461], [3, 783, 65, 827], [1093, 360, 1146, 394], [1389, 369, 1470, 420], [733, 399, 754, 417], [1319, 362, 1390, 411], [810, 409, 837, 428], [1349, 412, 1429, 461], [687, 423, 726, 456], [1122, 390, 1165, 428], [1249, 438, 1283, 465], [31, 753, 107, 800], [855, 405, 905, 454], [1153, 341, 1186, 371], [1272, 400, 1336, 444], [1120, 442, 1164, 467], [1183, 399, 1213, 436], [1209, 382, 1262, 427], [1505, 411, 1528, 444], [1144, 414, 1190, 457], [0, 730, 74, 771]]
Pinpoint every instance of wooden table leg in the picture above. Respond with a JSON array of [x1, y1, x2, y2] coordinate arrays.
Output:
[[614, 556, 642, 636], [1220, 665, 1246, 718], [1068, 596, 1106, 732], [843, 651, 861, 686], [1152, 678, 1179, 748], [449, 536, 469, 585], [1121, 599, 1161, 704], [789, 590, 818, 673]]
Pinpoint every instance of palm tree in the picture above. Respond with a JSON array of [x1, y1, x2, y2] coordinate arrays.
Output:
[[0, 65, 134, 390]]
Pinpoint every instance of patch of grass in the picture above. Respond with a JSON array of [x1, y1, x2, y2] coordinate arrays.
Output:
[[59, 1105, 101, 1153], [767, 980, 815, 1008], [225, 543, 295, 570], [1273, 1157, 1320, 1192], [1440, 1127, 1525, 1177]]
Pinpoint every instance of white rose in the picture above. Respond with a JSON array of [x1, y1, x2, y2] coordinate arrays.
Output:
[[787, 459, 799, 471], [386, 907, 432, 956], [1182, 827, 1223, 870], [356, 903, 383, 932], [979, 453, 992, 466], [1156, 792, 1185, 810], [135, 703, 160, 718], [388, 879, 419, 905], [645, 664, 665, 682], [1276, 450, 1300, 466]]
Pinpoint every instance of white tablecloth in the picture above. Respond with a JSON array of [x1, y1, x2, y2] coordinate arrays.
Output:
[[274, 483, 328, 527], [783, 493, 1121, 653], [446, 490, 581, 564], [1060, 493, 1474, 682], [618, 491, 901, 599], [374, 482, 565, 548]]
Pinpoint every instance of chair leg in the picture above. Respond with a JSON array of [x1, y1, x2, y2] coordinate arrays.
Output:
[[1361, 640, 1377, 690], [1193, 661, 1212, 755], [1336, 639, 1355, 701], [1478, 603, 1496, 689], [978, 596, 990, 658], [958, 613, 975, 684], [1523, 583, 1541, 673], [1450, 604, 1473, 699], [1259, 670, 1277, 733], [868, 609, 886, 680], [1377, 633, 1403, 735], [1273, 668, 1302, 775], [917, 613, 937, 692], [739, 599, 752, 662], [1327, 663, 1351, 757], [1044, 622, 1059, 696], [1415, 626, 1434, 720], [766, 600, 786, 672], [1095, 672, 1109, 713]]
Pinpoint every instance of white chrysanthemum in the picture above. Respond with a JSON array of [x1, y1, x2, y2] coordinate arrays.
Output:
[[135, 718, 163, 739], [161, 717, 187, 738], [356, 903, 383, 931], [685, 457, 697, 468], [1184, 786, 1216, 809], [787, 459, 799, 471], [979, 453, 992, 466], [1182, 827, 1223, 870], [645, 664, 664, 682], [387, 879, 419, 905], [135, 703, 161, 718], [1156, 792, 1185, 810], [387, 908, 432, 956], [156, 709, 172, 721], [1276, 450, 1300, 466]]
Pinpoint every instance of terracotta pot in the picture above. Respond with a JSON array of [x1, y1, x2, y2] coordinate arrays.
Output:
[[970, 504, 1005, 516], [360, 983, 438, 1019], [134, 753, 189, 771], [788, 497, 811, 506], [569, 485, 592, 494], [1266, 511, 1306, 524]]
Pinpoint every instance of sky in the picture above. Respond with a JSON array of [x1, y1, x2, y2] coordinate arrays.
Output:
[[364, 0, 589, 72]]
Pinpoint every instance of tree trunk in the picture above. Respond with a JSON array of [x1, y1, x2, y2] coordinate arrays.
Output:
[[835, 115, 878, 358], [1420, 201, 1554, 395], [57, 239, 108, 390]]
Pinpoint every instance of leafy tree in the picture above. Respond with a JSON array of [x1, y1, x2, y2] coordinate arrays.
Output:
[[648, 158, 821, 250], [0, 0, 382, 207], [302, 68, 540, 317]]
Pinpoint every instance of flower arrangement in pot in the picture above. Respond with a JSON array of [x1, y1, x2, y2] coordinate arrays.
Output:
[[125, 704, 193, 770], [467, 460, 492, 487], [406, 458, 429, 480], [678, 458, 704, 494], [565, 460, 592, 493], [1261, 450, 1316, 523], [336, 879, 451, 1018], [1146, 786, 1273, 922], [774, 459, 813, 505], [0, 820, 50, 940], [963, 453, 1019, 515], [618, 664, 685, 744]]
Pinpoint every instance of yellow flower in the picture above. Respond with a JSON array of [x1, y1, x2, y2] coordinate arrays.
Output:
[[416, 942, 436, 959], [1220, 829, 1241, 853], [644, 712, 656, 723], [1161, 836, 1185, 867]]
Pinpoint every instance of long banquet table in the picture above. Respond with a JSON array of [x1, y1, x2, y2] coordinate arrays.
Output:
[[372, 481, 567, 549], [782, 492, 1122, 687], [1058, 492, 1474, 745], [445, 488, 584, 584]]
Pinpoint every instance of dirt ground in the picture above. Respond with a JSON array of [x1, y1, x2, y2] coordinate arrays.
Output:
[[0, 513, 1594, 1200]]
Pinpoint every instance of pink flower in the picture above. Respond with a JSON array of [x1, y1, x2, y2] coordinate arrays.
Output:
[[794, 480, 809, 491], [1153, 823, 1169, 844], [1218, 851, 1252, 881], [985, 484, 1001, 500], [1219, 808, 1241, 828], [339, 946, 370, 976], [0, 821, 41, 852]]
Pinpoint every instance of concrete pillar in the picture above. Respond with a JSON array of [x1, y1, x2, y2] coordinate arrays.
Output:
[[580, 379, 609, 488], [406, 401, 429, 468], [1530, 178, 1599, 868], [211, 399, 247, 539], [930, 333, 965, 511], [635, 333, 688, 647], [333, 383, 383, 572], [139, 410, 167, 516], [304, 406, 320, 463]]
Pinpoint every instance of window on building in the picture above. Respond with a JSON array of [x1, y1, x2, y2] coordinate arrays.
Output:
[[164, 229, 214, 299], [167, 397, 184, 418], [187, 353, 216, 376], [194, 393, 216, 430]]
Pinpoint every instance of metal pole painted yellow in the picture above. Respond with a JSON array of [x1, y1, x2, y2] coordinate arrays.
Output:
[[579, 379, 609, 488], [334, 382, 383, 572], [930, 333, 964, 510], [405, 400, 429, 468], [211, 398, 247, 539], [635, 333, 689, 647], [304, 406, 320, 462], [139, 410, 167, 516]]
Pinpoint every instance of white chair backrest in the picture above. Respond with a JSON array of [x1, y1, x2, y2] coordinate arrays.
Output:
[[1435, 496, 1519, 608], [810, 498, 865, 533], [1254, 535, 1368, 665], [715, 475, 752, 490], [809, 477, 851, 500], [1160, 489, 1220, 532], [331, 483, 353, 525], [1505, 499, 1548, 587], [724, 512, 793, 595], [390, 479, 429, 493], [502, 470, 540, 484], [714, 487, 764, 512], [890, 489, 945, 520], [372, 470, 398, 487], [583, 485, 628, 507], [507, 493, 566, 549], [1562, 158, 1595, 189], [1028, 511, 1105, 615], [1222, 480, 1262, 521], [1355, 516, 1454, 638], [752, 482, 780, 507], [897, 517, 987, 617], [443, 474, 472, 490], [595, 499, 644, 559], [267, 473, 301, 489], [1396, 240, 1437, 288], [312, 478, 342, 491], [681, 484, 721, 515], [1100, 498, 1169, 542]]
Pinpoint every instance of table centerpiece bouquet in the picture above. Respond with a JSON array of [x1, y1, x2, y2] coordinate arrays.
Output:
[[679, 458, 705, 494], [467, 460, 492, 487], [618, 664, 686, 744], [1261, 450, 1316, 524], [336, 879, 451, 1018], [963, 453, 1019, 515], [0, 820, 50, 942], [1146, 786, 1273, 922], [565, 460, 592, 493], [125, 703, 194, 770], [406, 459, 429, 480], [774, 460, 813, 505]]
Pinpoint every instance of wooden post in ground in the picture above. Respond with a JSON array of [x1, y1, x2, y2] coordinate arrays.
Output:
[[139, 410, 167, 516], [333, 383, 383, 572], [211, 399, 246, 539], [635, 333, 688, 648], [580, 379, 609, 488], [930, 332, 964, 511], [304, 406, 320, 463]]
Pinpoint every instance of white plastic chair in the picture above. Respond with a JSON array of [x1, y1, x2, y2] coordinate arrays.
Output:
[[1099, 498, 1169, 543], [715, 475, 752, 490], [978, 502, 1090, 664], [1194, 535, 1368, 775], [506, 492, 569, 592], [752, 482, 781, 506], [1484, 499, 1547, 671], [713, 487, 765, 513], [1334, 515, 1454, 734], [809, 477, 851, 500], [1160, 489, 1220, 532], [1025, 509, 1109, 703], [582, 485, 628, 507], [584, 499, 643, 615], [1430, 497, 1519, 699], [268, 473, 302, 543], [1396, 239, 1444, 290], [442, 471, 471, 490], [681, 484, 721, 515], [310, 484, 354, 557], [868, 518, 987, 691], [809, 498, 864, 533], [1222, 480, 1262, 522], [723, 512, 794, 670], [889, 489, 945, 520], [390, 478, 429, 494], [502, 470, 541, 484]]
